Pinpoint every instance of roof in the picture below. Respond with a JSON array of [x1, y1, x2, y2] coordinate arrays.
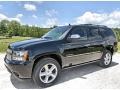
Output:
[[69, 24, 108, 28]]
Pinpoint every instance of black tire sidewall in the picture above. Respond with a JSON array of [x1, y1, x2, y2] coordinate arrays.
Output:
[[99, 50, 112, 68], [32, 58, 61, 88]]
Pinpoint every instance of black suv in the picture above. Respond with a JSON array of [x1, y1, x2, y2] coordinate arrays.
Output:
[[4, 24, 118, 88]]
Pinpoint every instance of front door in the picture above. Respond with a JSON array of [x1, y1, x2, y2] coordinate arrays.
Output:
[[62, 26, 93, 67]]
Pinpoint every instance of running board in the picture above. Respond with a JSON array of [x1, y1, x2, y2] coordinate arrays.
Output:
[[63, 59, 100, 69]]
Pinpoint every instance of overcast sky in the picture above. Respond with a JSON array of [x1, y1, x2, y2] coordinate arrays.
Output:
[[0, 1, 120, 28]]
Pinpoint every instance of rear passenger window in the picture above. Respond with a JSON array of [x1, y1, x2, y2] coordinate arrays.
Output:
[[88, 27, 102, 40], [100, 28, 115, 37]]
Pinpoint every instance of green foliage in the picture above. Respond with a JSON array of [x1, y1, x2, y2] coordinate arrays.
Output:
[[113, 28, 120, 42], [118, 42, 120, 52], [0, 20, 9, 35], [0, 20, 49, 37]]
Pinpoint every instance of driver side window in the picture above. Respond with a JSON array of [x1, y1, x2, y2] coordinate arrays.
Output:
[[70, 27, 87, 40]]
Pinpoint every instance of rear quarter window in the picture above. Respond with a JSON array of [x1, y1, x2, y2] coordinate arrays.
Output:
[[99, 28, 115, 38]]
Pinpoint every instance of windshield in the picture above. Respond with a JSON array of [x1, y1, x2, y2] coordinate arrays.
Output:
[[42, 26, 70, 40]]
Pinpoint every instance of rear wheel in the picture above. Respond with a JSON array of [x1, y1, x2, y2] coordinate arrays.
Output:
[[32, 58, 61, 88], [99, 50, 112, 68]]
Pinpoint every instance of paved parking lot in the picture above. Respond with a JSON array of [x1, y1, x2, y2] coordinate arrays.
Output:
[[0, 53, 120, 89]]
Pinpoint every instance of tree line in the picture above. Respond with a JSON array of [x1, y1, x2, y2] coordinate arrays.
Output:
[[0, 20, 120, 42], [0, 20, 49, 37]]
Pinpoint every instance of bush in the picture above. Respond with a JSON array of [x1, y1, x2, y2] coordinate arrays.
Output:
[[5, 33, 12, 38]]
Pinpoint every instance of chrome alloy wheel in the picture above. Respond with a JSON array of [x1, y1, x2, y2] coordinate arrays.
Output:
[[39, 63, 58, 83], [104, 53, 111, 65]]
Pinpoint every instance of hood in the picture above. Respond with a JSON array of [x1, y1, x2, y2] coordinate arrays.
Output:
[[9, 38, 49, 50]]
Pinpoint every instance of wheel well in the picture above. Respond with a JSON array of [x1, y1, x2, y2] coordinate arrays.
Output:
[[32, 54, 62, 73], [105, 46, 114, 54]]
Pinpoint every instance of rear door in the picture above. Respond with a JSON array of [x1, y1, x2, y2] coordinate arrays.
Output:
[[87, 27, 104, 61]]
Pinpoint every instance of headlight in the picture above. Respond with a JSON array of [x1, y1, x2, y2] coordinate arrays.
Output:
[[12, 51, 29, 61]]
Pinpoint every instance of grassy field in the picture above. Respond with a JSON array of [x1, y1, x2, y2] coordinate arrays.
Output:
[[0, 36, 32, 52], [118, 42, 120, 52], [0, 36, 120, 53]]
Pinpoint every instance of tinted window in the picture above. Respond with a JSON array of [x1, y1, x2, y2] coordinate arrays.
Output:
[[42, 26, 70, 40], [70, 27, 87, 40], [100, 28, 115, 37], [88, 27, 102, 40]]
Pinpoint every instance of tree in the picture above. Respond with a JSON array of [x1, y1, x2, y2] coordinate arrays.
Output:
[[113, 28, 120, 41], [8, 20, 21, 36], [0, 19, 49, 38], [0, 20, 9, 35]]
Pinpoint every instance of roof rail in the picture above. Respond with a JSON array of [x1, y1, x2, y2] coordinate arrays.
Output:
[[81, 24, 93, 26], [96, 25, 107, 27], [82, 24, 107, 27]]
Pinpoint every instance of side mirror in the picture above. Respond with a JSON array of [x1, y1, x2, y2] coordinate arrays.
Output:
[[67, 34, 80, 42], [70, 34, 80, 39]]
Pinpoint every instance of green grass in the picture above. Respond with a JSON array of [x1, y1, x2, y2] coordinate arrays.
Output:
[[0, 36, 32, 52], [118, 42, 120, 52]]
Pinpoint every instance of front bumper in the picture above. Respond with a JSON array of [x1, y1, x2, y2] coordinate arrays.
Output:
[[4, 56, 34, 79]]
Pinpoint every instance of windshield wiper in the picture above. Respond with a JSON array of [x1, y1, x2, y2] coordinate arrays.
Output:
[[42, 36, 52, 39]]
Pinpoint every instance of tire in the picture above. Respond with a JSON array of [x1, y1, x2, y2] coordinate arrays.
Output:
[[98, 50, 112, 68], [32, 57, 61, 88]]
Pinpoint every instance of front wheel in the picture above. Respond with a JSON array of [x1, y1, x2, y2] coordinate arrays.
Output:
[[32, 58, 61, 88], [99, 50, 112, 68]]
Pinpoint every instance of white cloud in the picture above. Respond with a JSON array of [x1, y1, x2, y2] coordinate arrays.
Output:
[[32, 14, 37, 19], [45, 9, 58, 17], [0, 13, 21, 22], [16, 14, 23, 18], [0, 14, 8, 20], [9, 18, 21, 22], [42, 9, 59, 27], [42, 18, 58, 28], [74, 11, 120, 28], [24, 4, 36, 11]]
